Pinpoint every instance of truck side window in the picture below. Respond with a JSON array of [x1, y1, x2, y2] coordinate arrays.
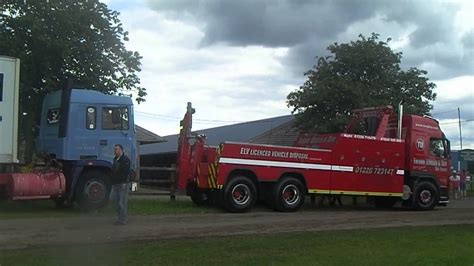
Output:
[[86, 107, 96, 130], [102, 107, 129, 130], [47, 108, 61, 124], [430, 138, 446, 158]]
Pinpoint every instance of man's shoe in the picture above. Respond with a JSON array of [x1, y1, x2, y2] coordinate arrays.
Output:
[[114, 220, 127, 225]]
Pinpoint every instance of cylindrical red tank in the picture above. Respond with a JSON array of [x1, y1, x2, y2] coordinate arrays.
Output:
[[6, 170, 66, 200]]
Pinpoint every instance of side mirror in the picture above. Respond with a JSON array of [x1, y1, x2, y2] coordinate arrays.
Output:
[[446, 139, 451, 159]]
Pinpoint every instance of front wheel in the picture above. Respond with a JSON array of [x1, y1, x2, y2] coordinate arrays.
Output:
[[413, 181, 438, 211], [223, 176, 257, 213], [76, 171, 111, 210]]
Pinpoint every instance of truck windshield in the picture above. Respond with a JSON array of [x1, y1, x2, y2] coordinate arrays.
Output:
[[430, 138, 446, 158]]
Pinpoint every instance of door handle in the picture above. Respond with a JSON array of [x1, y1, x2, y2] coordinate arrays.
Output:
[[99, 139, 108, 146]]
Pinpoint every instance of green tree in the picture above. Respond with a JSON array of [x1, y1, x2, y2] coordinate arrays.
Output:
[[0, 0, 146, 162], [287, 33, 436, 133]]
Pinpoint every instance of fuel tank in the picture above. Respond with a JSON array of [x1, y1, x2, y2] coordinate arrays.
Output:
[[5, 170, 66, 200]]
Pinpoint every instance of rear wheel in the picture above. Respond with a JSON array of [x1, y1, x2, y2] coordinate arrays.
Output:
[[191, 190, 210, 206], [187, 182, 212, 206], [76, 171, 111, 210], [224, 176, 257, 213], [413, 181, 438, 210], [273, 177, 305, 212]]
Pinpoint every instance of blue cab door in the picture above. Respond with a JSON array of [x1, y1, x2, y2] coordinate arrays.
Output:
[[97, 105, 135, 167]]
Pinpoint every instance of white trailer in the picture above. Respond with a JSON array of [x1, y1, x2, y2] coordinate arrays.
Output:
[[0, 56, 20, 164]]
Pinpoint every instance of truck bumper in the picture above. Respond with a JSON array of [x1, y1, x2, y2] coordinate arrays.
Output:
[[438, 186, 449, 206]]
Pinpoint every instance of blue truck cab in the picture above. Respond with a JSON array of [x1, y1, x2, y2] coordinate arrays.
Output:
[[37, 88, 137, 209]]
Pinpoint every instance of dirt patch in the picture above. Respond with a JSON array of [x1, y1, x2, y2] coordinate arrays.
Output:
[[0, 197, 473, 250]]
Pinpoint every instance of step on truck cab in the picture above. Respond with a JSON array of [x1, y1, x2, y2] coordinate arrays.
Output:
[[177, 103, 450, 212]]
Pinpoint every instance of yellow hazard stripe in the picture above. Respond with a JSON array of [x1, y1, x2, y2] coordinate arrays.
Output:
[[208, 163, 218, 189], [331, 190, 403, 197], [308, 189, 403, 197], [196, 164, 200, 186], [209, 145, 223, 189], [308, 189, 331, 194]]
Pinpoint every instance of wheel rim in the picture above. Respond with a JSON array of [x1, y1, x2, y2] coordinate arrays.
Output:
[[282, 184, 300, 205], [419, 189, 432, 205], [84, 179, 107, 203], [231, 184, 251, 206]]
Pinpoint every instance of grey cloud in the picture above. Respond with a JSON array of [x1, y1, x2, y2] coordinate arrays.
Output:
[[148, 0, 382, 47], [462, 30, 474, 49], [400, 43, 474, 80], [431, 99, 473, 149], [408, 24, 453, 49], [283, 39, 332, 76], [146, 0, 472, 80], [382, 1, 458, 48], [433, 99, 474, 120], [145, 0, 201, 13]]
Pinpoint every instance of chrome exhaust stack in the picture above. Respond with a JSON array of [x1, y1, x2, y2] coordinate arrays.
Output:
[[397, 100, 404, 139]]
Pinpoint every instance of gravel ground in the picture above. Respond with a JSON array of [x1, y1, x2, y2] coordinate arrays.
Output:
[[0, 196, 472, 250]]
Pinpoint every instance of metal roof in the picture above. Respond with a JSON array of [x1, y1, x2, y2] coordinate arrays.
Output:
[[140, 114, 295, 155], [135, 125, 165, 144]]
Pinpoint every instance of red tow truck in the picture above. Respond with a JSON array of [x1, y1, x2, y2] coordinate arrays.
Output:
[[176, 102, 451, 212]]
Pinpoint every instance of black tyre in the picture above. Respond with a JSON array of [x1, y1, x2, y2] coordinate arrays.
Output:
[[53, 197, 71, 208], [413, 181, 438, 210], [187, 182, 211, 206], [191, 189, 210, 206], [374, 197, 398, 209], [76, 171, 111, 210], [223, 176, 257, 213], [273, 177, 305, 212]]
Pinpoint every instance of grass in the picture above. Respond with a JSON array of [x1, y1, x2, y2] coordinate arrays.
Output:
[[0, 224, 473, 266], [0, 198, 216, 219], [467, 189, 474, 197], [1, 193, 472, 219]]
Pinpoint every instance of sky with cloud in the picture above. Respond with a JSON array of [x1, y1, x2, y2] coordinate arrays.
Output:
[[103, 0, 473, 150]]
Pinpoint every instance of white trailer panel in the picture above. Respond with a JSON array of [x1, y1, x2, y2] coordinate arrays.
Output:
[[0, 56, 20, 163]]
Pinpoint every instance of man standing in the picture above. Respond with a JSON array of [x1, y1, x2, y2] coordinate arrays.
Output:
[[449, 170, 460, 200], [111, 144, 131, 225], [460, 169, 467, 200]]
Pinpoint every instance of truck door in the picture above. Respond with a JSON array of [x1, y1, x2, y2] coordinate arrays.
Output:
[[98, 106, 134, 165], [67, 104, 100, 160], [426, 137, 450, 186]]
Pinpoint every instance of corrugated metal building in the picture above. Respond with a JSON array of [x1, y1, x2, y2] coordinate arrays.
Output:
[[140, 115, 296, 162], [139, 115, 298, 184]]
